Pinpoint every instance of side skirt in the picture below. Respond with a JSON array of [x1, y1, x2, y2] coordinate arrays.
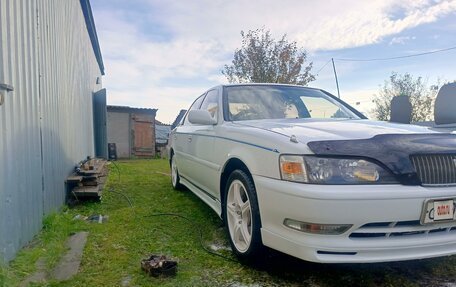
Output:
[[180, 176, 222, 218]]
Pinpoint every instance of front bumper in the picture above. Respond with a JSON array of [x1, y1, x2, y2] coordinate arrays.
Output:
[[254, 175, 456, 263]]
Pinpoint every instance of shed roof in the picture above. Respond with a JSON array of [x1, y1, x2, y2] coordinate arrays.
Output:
[[79, 0, 105, 75], [107, 105, 158, 115]]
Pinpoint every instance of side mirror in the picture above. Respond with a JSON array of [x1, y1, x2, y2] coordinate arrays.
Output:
[[188, 110, 217, 125]]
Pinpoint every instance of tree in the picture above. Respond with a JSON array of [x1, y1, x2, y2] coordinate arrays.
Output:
[[372, 72, 438, 122], [331, 109, 347, 119], [222, 28, 315, 85]]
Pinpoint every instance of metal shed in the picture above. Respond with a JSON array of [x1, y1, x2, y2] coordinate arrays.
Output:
[[0, 0, 105, 262], [155, 122, 171, 145], [171, 109, 187, 130]]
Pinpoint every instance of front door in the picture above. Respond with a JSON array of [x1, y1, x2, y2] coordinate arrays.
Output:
[[184, 89, 219, 198]]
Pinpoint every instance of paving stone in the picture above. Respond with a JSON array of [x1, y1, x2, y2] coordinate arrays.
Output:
[[121, 275, 132, 286], [19, 258, 47, 287], [51, 232, 89, 281]]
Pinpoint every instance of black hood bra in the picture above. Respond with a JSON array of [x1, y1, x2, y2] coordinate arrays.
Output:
[[307, 133, 456, 185]]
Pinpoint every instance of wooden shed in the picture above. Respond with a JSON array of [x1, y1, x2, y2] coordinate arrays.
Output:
[[107, 105, 158, 158]]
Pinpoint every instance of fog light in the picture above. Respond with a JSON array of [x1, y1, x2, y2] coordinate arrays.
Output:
[[283, 218, 352, 235]]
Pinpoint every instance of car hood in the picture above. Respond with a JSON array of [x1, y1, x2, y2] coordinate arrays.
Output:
[[233, 119, 439, 142], [233, 119, 456, 185]]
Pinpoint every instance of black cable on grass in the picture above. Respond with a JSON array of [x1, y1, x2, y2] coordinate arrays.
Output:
[[110, 160, 121, 182], [109, 187, 133, 208], [147, 213, 239, 263], [107, 160, 133, 208]]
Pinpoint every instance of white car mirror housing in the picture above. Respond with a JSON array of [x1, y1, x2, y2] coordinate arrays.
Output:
[[188, 110, 217, 125]]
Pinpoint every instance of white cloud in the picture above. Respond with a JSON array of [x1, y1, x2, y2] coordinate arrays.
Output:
[[389, 36, 417, 45], [96, 9, 229, 122], [108, 85, 204, 124], [145, 0, 456, 51], [93, 0, 456, 122]]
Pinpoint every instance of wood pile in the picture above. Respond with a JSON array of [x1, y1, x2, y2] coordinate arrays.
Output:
[[66, 158, 108, 200]]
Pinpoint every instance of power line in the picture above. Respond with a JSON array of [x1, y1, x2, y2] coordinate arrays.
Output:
[[315, 58, 332, 75], [335, 46, 456, 62], [313, 46, 456, 100]]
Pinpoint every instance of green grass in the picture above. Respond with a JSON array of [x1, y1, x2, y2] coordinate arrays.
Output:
[[2, 159, 456, 286]]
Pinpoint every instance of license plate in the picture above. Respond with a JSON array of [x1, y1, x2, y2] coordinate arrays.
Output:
[[421, 198, 456, 224]]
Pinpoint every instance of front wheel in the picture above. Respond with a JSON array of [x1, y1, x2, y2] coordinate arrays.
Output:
[[223, 170, 263, 261], [171, 155, 183, 190]]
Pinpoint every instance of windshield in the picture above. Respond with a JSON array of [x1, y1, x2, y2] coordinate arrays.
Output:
[[225, 85, 360, 121]]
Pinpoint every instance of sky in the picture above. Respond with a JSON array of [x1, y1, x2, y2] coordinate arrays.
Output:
[[90, 0, 456, 123]]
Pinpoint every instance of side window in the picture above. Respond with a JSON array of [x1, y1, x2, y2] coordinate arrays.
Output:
[[200, 90, 219, 120], [183, 94, 205, 125]]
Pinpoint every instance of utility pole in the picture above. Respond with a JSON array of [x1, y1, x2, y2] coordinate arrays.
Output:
[[331, 58, 341, 98]]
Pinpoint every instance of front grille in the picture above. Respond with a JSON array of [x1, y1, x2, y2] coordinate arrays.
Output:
[[410, 154, 456, 186], [350, 220, 456, 239]]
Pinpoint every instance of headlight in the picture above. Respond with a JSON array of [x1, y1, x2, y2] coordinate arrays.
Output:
[[280, 155, 397, 184]]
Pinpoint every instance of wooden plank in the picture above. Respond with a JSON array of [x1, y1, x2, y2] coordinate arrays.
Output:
[[66, 175, 83, 183], [78, 159, 107, 175], [81, 181, 98, 187], [72, 186, 101, 198], [80, 175, 98, 181]]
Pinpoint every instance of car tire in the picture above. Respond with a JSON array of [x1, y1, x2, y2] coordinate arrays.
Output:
[[223, 170, 263, 262], [171, 155, 183, 190]]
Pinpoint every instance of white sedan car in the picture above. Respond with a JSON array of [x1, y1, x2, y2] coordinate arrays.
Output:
[[169, 84, 456, 263]]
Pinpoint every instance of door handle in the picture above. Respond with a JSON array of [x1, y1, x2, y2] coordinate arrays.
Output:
[[187, 135, 192, 142]]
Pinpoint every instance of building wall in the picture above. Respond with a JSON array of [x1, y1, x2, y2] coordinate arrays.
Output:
[[0, 0, 103, 262], [107, 112, 131, 158]]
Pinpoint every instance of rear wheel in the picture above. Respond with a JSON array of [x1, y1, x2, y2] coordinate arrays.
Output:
[[223, 170, 263, 261], [171, 155, 183, 190]]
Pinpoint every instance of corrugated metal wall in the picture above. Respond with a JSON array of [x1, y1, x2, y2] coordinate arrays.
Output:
[[0, 0, 103, 262]]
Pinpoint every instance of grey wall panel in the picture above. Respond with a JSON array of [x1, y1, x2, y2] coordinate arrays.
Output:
[[93, 89, 108, 159], [0, 0, 102, 262], [107, 112, 131, 158]]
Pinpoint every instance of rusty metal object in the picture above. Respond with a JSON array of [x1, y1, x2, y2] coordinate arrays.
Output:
[[141, 255, 177, 277]]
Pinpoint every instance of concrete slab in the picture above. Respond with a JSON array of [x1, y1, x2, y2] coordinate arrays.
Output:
[[121, 275, 132, 286], [19, 258, 47, 287], [51, 232, 88, 281]]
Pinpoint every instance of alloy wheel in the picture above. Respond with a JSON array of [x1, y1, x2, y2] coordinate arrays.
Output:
[[226, 179, 252, 253]]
